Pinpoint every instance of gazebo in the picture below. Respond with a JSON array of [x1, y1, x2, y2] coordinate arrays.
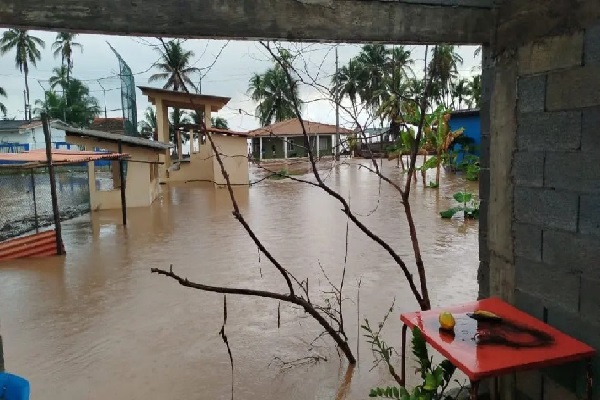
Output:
[[139, 86, 250, 186]]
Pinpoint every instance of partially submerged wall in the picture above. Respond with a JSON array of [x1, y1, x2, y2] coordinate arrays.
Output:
[[482, 2, 600, 397]]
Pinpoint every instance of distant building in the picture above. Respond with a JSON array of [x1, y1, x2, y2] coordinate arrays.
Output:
[[89, 117, 126, 135], [249, 118, 354, 161], [0, 119, 67, 153], [448, 109, 481, 163]]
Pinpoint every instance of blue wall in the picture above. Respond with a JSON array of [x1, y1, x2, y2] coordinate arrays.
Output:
[[448, 111, 481, 164]]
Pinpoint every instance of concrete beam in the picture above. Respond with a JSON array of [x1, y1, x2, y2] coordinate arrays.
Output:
[[0, 0, 494, 44]]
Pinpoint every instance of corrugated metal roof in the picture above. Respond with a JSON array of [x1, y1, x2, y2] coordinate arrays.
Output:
[[0, 148, 128, 166], [52, 121, 172, 150]]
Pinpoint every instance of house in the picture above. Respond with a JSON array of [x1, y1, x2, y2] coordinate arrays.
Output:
[[0, 119, 68, 153], [447, 109, 481, 164], [139, 86, 249, 186], [53, 121, 172, 210], [89, 117, 126, 135], [248, 118, 354, 161]]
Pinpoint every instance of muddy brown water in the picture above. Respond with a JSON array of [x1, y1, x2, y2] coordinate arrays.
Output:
[[0, 159, 478, 399]]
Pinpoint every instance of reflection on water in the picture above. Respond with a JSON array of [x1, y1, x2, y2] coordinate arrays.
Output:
[[0, 160, 478, 399]]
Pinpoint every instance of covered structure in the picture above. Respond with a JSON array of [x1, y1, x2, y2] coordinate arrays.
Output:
[[249, 118, 354, 161], [53, 122, 171, 210], [139, 86, 249, 185], [3, 0, 600, 398]]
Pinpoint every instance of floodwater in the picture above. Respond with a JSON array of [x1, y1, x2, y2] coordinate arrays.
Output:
[[0, 159, 478, 399]]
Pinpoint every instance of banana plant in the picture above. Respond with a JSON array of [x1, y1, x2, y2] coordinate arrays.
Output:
[[420, 106, 464, 188]]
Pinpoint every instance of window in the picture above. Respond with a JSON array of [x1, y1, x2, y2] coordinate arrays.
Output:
[[287, 139, 295, 151]]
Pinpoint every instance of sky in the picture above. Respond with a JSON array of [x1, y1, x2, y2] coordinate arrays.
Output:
[[0, 30, 481, 132]]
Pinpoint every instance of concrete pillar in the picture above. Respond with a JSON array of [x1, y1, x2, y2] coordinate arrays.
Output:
[[204, 104, 211, 129], [155, 98, 170, 174], [177, 131, 183, 162], [259, 137, 263, 161], [316, 134, 320, 159], [283, 136, 288, 159], [87, 161, 96, 210], [331, 134, 335, 155]]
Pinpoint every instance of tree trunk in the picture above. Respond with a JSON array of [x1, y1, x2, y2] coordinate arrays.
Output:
[[24, 62, 30, 120], [421, 152, 427, 186], [436, 151, 441, 187]]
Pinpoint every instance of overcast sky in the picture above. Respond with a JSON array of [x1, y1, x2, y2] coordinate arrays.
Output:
[[0, 30, 481, 131]]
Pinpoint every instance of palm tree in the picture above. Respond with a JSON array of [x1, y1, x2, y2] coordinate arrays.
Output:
[[451, 78, 472, 110], [139, 107, 157, 139], [149, 40, 200, 92], [247, 52, 300, 126], [0, 86, 7, 116], [428, 45, 464, 108], [356, 44, 389, 111], [48, 66, 70, 90], [212, 116, 228, 129], [35, 78, 100, 127], [52, 32, 82, 82], [332, 58, 365, 109], [467, 75, 482, 109], [0, 29, 45, 120]]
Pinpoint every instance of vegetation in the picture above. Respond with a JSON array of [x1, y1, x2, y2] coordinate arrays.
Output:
[[34, 76, 101, 127], [0, 86, 6, 116], [149, 39, 200, 92], [247, 49, 300, 126], [0, 29, 45, 119], [51, 32, 82, 83], [440, 191, 479, 219], [368, 327, 459, 400]]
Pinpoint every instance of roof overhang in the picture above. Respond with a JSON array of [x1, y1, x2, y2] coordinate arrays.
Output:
[[138, 86, 230, 112]]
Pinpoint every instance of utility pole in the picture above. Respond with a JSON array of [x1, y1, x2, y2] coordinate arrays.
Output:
[[335, 46, 340, 161], [98, 80, 108, 118]]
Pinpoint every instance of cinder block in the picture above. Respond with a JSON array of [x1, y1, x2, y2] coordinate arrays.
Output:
[[581, 107, 600, 152], [518, 75, 546, 113], [514, 223, 542, 262], [543, 230, 600, 278], [479, 198, 489, 242], [479, 167, 490, 198], [512, 151, 544, 187], [515, 257, 580, 312], [479, 133, 490, 168], [579, 277, 600, 327], [478, 261, 490, 299], [584, 24, 600, 65], [519, 33, 584, 75], [543, 373, 579, 400], [479, 231, 489, 264], [580, 194, 600, 236], [514, 187, 578, 232], [545, 152, 600, 194], [547, 65, 600, 111], [516, 370, 542, 400], [514, 288, 545, 320], [517, 111, 581, 151]]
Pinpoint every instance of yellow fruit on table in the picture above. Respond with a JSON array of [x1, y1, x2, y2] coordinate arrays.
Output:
[[439, 311, 456, 330]]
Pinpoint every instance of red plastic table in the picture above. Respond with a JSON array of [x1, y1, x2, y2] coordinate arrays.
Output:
[[400, 298, 596, 399]]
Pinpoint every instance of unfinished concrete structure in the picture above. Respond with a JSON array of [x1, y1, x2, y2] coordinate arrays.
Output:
[[54, 123, 171, 210], [139, 86, 249, 185], [3, 0, 600, 398]]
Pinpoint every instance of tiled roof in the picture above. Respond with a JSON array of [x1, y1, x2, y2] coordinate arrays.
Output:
[[248, 118, 354, 137], [89, 118, 125, 134]]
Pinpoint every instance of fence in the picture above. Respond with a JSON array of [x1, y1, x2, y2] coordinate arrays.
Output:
[[0, 165, 90, 242]]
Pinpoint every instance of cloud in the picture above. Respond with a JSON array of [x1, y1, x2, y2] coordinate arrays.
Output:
[[0, 30, 480, 132]]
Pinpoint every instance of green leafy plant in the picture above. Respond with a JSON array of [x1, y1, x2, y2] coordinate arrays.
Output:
[[440, 191, 479, 219], [456, 155, 480, 181], [368, 327, 459, 400]]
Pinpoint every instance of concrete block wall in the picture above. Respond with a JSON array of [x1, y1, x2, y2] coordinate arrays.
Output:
[[498, 23, 600, 399]]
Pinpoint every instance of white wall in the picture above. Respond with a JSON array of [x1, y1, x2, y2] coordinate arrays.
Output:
[[0, 126, 66, 150]]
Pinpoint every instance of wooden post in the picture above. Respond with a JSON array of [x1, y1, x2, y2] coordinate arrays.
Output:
[[0, 333, 4, 372], [118, 141, 127, 225], [41, 114, 64, 255], [30, 168, 39, 233]]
